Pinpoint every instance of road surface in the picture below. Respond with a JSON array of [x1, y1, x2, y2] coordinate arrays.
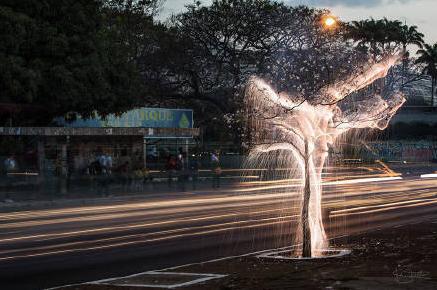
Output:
[[1, 171, 437, 289]]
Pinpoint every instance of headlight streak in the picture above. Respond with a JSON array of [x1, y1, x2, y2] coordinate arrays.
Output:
[[1, 177, 437, 264], [0, 216, 299, 262], [0, 208, 297, 244]]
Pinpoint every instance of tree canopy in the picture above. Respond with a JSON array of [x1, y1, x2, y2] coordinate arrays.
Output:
[[346, 18, 424, 59], [149, 2, 373, 141], [0, 0, 434, 142], [415, 43, 437, 106], [0, 0, 158, 125]]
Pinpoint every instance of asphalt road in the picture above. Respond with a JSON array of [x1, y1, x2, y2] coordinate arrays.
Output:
[[1, 170, 437, 290]]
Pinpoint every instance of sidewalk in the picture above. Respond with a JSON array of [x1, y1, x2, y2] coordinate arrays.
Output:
[[178, 220, 437, 290]]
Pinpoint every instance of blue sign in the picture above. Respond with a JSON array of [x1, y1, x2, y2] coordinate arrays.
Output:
[[56, 108, 193, 128]]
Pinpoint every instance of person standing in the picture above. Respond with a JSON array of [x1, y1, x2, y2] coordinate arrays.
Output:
[[4, 154, 17, 173], [189, 155, 200, 190], [211, 151, 221, 189], [105, 153, 113, 175], [97, 152, 112, 196], [4, 154, 18, 202], [176, 148, 187, 191], [118, 161, 130, 191], [165, 155, 176, 188]]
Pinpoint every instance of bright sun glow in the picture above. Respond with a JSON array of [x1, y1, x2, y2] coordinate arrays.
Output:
[[324, 17, 336, 27]]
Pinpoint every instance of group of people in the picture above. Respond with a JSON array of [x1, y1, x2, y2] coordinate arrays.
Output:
[[165, 148, 197, 190], [86, 152, 114, 195], [88, 153, 113, 176], [165, 149, 221, 190], [2, 149, 223, 199], [86, 152, 154, 194]]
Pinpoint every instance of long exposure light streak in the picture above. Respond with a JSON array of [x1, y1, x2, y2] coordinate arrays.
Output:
[[0, 218, 299, 262], [0, 208, 296, 244], [1, 177, 437, 265]]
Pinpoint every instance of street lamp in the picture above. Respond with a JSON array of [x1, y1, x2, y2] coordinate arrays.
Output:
[[324, 17, 336, 27], [322, 15, 338, 30]]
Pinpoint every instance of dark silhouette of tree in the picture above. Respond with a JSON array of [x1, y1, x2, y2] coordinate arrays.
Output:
[[0, 0, 159, 125], [346, 18, 423, 60], [139, 0, 298, 142], [415, 43, 437, 107], [166, 0, 292, 109], [398, 24, 424, 85], [155, 2, 369, 141], [399, 24, 424, 54], [346, 18, 426, 100]]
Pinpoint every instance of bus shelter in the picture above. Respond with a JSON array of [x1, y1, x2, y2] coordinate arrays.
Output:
[[0, 108, 199, 179]]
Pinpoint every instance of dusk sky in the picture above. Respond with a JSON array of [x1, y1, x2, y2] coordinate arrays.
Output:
[[161, 0, 437, 45]]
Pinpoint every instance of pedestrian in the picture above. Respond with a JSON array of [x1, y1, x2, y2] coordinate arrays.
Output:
[[132, 167, 144, 192], [142, 167, 151, 187], [88, 159, 100, 176], [3, 154, 18, 202], [105, 154, 113, 175], [211, 151, 221, 188], [4, 154, 18, 173], [176, 148, 187, 191], [118, 161, 130, 191], [97, 152, 109, 174], [165, 155, 177, 188], [96, 152, 112, 196], [189, 155, 200, 190]]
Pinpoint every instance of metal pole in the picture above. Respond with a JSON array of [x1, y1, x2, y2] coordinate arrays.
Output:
[[37, 139, 45, 179], [185, 138, 189, 165], [143, 137, 147, 169], [60, 138, 68, 195]]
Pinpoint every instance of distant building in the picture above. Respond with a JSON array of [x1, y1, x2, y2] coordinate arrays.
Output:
[[403, 76, 433, 106], [391, 76, 437, 125]]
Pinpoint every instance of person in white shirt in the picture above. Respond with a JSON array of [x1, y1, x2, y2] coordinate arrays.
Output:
[[4, 155, 17, 173], [4, 154, 18, 203]]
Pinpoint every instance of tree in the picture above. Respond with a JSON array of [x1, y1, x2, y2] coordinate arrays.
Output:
[[0, 0, 149, 125], [398, 24, 424, 85], [262, 7, 367, 102], [415, 43, 437, 107], [346, 18, 423, 60], [346, 18, 426, 102], [233, 8, 408, 258], [347, 18, 388, 59], [245, 55, 405, 258], [399, 24, 424, 55], [156, 2, 368, 142], [142, 0, 296, 142]]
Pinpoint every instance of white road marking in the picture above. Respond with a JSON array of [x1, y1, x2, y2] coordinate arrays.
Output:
[[89, 271, 226, 289], [44, 245, 297, 290], [421, 174, 437, 179], [324, 176, 402, 186]]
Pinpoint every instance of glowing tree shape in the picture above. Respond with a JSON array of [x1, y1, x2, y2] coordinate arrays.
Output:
[[245, 55, 406, 258]]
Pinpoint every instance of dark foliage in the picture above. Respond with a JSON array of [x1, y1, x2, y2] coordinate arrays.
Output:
[[0, 0, 146, 125]]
